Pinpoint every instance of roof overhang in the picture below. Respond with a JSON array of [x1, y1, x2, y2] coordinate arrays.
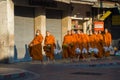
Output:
[[55, 0, 96, 5], [70, 0, 97, 5], [54, 0, 71, 4], [92, 1, 117, 8]]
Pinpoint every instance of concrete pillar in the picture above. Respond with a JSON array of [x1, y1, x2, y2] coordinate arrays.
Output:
[[83, 22, 87, 34], [88, 18, 92, 31], [0, 0, 14, 63], [34, 7, 46, 55], [62, 9, 71, 41], [35, 7, 46, 38]]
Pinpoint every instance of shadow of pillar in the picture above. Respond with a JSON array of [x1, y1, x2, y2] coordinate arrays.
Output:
[[13, 45, 20, 63], [21, 44, 32, 62]]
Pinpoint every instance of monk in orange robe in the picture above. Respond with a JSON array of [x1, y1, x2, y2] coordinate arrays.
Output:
[[93, 31, 104, 58], [93, 31, 101, 58], [81, 31, 89, 58], [97, 30, 104, 57], [88, 30, 95, 57], [76, 30, 83, 59], [104, 29, 112, 47], [29, 29, 43, 62], [89, 30, 95, 48], [76, 30, 82, 50], [71, 30, 78, 59], [44, 31, 56, 62], [62, 30, 72, 59], [104, 29, 112, 57]]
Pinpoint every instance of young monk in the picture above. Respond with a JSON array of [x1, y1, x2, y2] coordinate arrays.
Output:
[[76, 30, 82, 50], [93, 31, 100, 58], [71, 30, 78, 60], [76, 30, 83, 60], [103, 28, 112, 57], [44, 31, 56, 62], [62, 30, 72, 59], [29, 29, 43, 62], [97, 30, 104, 57], [81, 31, 89, 58], [88, 30, 95, 57], [89, 30, 95, 48]]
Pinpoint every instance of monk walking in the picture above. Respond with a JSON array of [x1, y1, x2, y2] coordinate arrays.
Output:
[[76, 30, 83, 60], [97, 30, 104, 57], [71, 30, 78, 60], [44, 31, 56, 63], [88, 30, 95, 57], [81, 31, 89, 58], [62, 30, 72, 59], [93, 31, 100, 58], [104, 29, 112, 57], [29, 29, 43, 62]]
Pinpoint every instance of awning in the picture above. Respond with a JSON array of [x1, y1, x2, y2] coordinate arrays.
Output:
[[99, 11, 112, 21]]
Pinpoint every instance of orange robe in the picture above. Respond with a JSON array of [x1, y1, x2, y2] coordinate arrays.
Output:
[[104, 32, 112, 47], [77, 34, 82, 50], [97, 34, 104, 58], [44, 35, 55, 60], [62, 34, 72, 59], [104, 32, 112, 57], [81, 34, 89, 49], [89, 34, 95, 48], [76, 34, 84, 59], [78, 34, 89, 58], [88, 34, 95, 57], [71, 34, 78, 58], [93, 34, 104, 58], [29, 34, 43, 60]]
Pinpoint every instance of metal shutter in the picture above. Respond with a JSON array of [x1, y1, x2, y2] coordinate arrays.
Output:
[[14, 6, 34, 59], [46, 9, 62, 46]]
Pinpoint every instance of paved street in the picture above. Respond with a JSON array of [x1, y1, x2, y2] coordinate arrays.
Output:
[[0, 56, 120, 80]]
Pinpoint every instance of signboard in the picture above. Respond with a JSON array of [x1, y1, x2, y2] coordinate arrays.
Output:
[[94, 21, 104, 31], [99, 11, 112, 21]]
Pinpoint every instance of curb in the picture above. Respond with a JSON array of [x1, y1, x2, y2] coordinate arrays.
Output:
[[0, 68, 30, 80]]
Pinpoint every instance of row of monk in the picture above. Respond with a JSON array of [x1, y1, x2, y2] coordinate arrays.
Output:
[[29, 28, 112, 62]]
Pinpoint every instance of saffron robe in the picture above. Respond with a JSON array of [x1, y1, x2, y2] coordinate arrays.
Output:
[[29, 34, 43, 60]]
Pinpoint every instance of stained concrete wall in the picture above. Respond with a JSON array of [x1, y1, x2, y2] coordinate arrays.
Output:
[[0, 0, 14, 63], [35, 7, 46, 38]]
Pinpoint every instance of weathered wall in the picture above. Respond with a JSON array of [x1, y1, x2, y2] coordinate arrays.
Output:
[[35, 7, 46, 37], [0, 0, 14, 63], [62, 6, 71, 41]]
